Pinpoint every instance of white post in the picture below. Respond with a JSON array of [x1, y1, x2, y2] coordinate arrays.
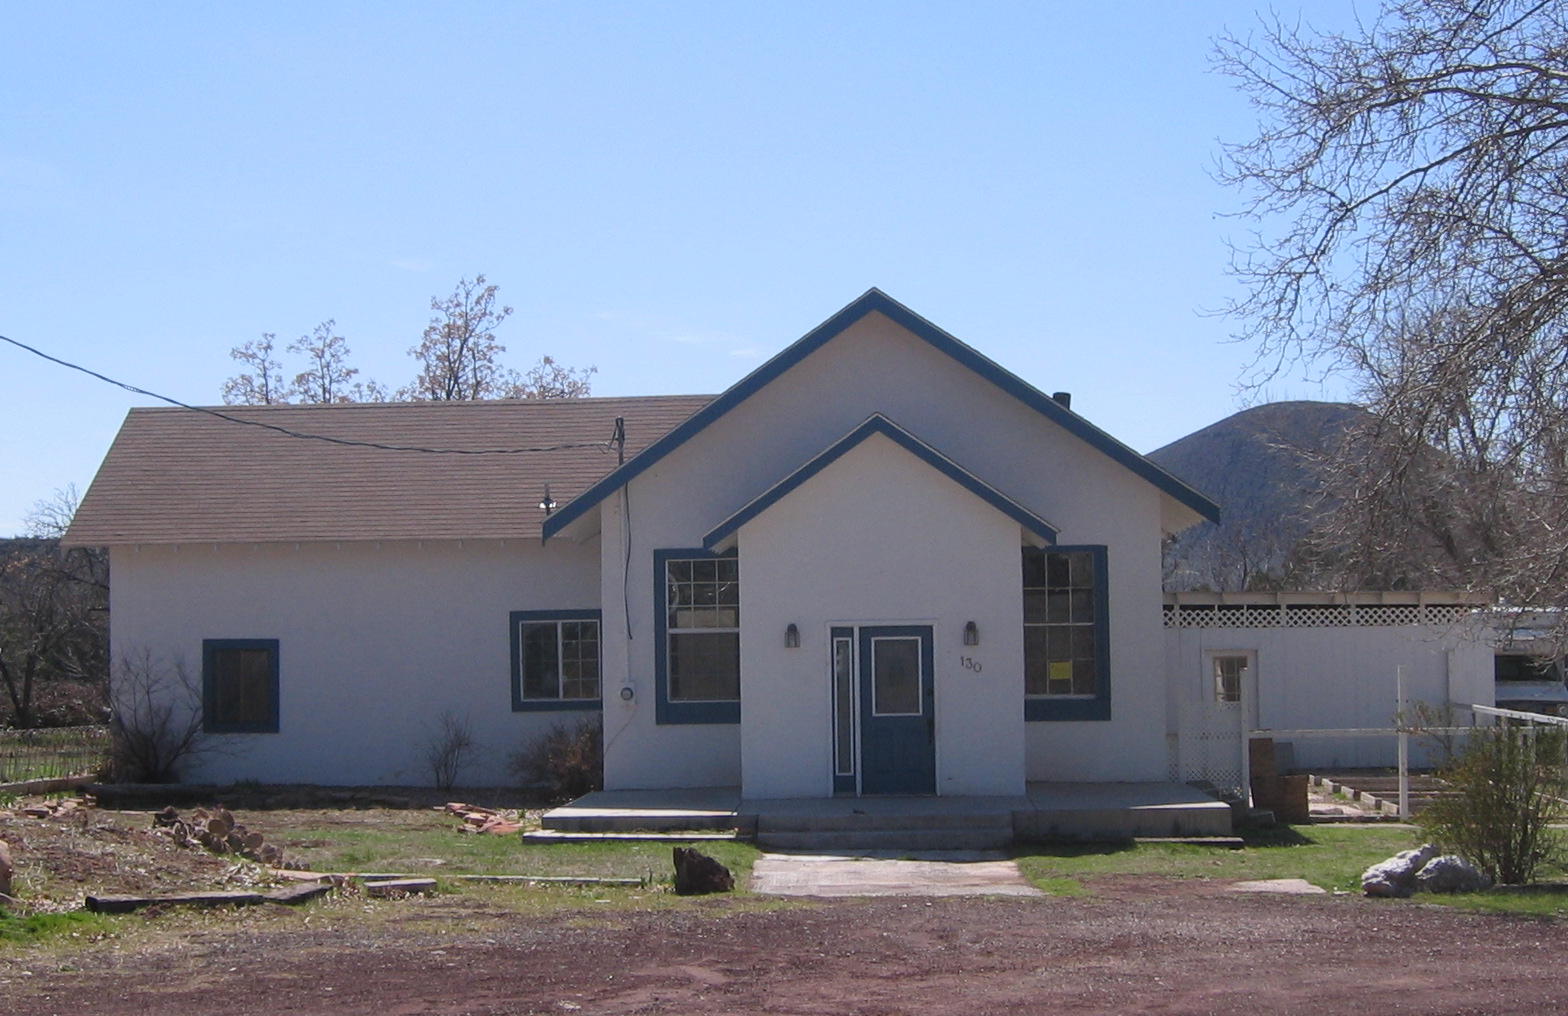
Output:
[[1239, 670, 1251, 808], [1397, 665, 1410, 820]]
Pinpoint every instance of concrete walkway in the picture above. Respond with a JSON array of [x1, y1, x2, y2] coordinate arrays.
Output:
[[750, 851, 1043, 898]]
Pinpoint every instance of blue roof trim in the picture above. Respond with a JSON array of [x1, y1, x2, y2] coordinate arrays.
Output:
[[702, 414, 1060, 550], [543, 288, 1220, 538]]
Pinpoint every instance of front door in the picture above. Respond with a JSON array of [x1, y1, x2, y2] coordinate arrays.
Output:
[[857, 625, 935, 794]]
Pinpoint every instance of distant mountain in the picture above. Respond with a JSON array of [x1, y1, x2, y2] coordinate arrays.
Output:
[[1148, 401, 1373, 591]]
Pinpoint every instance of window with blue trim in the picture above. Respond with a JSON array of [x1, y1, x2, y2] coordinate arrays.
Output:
[[202, 639, 279, 733], [655, 550, 740, 723], [1023, 546, 1110, 721], [510, 610, 602, 711]]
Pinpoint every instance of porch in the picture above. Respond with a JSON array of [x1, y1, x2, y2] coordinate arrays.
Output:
[[540, 781, 1232, 849]]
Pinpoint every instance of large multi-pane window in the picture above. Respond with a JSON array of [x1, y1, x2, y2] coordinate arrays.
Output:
[[510, 611, 602, 711], [1023, 548, 1103, 698], [665, 556, 740, 702]]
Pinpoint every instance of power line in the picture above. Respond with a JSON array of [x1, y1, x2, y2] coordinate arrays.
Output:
[[0, 332, 617, 456]]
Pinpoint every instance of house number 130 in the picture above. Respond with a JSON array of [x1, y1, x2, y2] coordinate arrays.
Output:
[[960, 656, 982, 673]]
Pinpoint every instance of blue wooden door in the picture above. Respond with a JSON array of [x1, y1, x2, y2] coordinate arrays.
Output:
[[858, 625, 935, 795]]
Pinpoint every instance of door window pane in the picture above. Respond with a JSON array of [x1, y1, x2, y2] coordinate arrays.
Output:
[[872, 638, 921, 716]]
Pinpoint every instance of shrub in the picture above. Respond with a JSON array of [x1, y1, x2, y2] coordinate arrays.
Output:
[[509, 716, 602, 803], [107, 650, 208, 783], [1419, 722, 1567, 885], [422, 710, 475, 790]]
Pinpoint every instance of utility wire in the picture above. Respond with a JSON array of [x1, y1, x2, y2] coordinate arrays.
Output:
[[1, 332, 617, 456]]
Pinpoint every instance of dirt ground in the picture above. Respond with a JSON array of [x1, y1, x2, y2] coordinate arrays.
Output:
[[5, 875, 1568, 1015]]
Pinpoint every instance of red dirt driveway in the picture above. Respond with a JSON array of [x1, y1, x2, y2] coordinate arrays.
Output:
[[7, 878, 1568, 1015]]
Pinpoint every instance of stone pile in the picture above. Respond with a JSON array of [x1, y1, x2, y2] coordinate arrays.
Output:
[[442, 802, 525, 835], [152, 806, 286, 867], [1361, 844, 1491, 897]]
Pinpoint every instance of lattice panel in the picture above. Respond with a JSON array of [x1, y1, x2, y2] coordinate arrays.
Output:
[[1165, 603, 1478, 629], [1176, 699, 1244, 796], [1354, 605, 1421, 626]]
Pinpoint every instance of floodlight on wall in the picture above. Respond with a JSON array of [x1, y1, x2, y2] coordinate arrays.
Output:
[[963, 621, 979, 646], [538, 484, 558, 515], [784, 623, 801, 648]]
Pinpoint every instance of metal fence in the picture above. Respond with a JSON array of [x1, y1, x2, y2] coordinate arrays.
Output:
[[0, 725, 111, 784]]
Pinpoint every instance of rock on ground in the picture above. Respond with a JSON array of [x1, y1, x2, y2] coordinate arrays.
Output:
[[673, 847, 734, 895], [1361, 843, 1440, 898], [1415, 855, 1493, 894], [0, 838, 12, 898]]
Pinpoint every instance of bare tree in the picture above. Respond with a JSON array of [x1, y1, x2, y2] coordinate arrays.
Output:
[[0, 488, 108, 728], [403, 275, 526, 400], [222, 333, 289, 405], [520, 355, 597, 399], [108, 648, 209, 783], [1216, 1, 1568, 610], [288, 320, 386, 403]]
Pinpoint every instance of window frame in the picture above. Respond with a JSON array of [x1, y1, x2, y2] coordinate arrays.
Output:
[[654, 547, 740, 725], [1023, 545, 1111, 722], [202, 638, 280, 734], [510, 609, 604, 712]]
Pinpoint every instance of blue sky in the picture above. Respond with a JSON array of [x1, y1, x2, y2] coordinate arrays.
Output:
[[1, 1, 1356, 535]]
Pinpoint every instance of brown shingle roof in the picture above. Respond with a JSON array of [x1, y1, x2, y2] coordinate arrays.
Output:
[[64, 396, 713, 546]]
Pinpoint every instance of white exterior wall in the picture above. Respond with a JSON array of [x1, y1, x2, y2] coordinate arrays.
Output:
[[109, 539, 600, 785], [1165, 623, 1496, 769], [736, 434, 1026, 798], [591, 310, 1175, 789]]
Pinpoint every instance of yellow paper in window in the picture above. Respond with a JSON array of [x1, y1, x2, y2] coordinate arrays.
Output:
[[1049, 661, 1073, 683]]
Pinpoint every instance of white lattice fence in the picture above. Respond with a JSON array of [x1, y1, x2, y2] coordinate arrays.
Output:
[[1164, 603, 1476, 629], [1175, 699, 1244, 796]]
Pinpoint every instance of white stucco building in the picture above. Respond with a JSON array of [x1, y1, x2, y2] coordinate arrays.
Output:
[[66, 290, 1507, 796]]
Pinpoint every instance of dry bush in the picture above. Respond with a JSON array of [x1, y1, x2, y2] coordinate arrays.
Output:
[[509, 716, 602, 803]]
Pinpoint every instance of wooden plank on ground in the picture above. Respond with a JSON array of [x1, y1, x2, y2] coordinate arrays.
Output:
[[448, 874, 645, 887], [363, 878, 437, 897], [85, 890, 266, 914], [264, 882, 337, 905]]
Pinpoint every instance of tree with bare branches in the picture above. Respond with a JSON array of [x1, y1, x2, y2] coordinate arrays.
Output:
[[221, 333, 289, 405], [403, 275, 527, 401], [0, 487, 108, 728], [1217, 0, 1568, 608]]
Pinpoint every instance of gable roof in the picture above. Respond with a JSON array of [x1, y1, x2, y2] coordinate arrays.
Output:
[[703, 414, 1060, 552], [65, 395, 713, 546], [543, 288, 1220, 539]]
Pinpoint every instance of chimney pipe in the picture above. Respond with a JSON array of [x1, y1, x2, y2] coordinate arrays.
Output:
[[1052, 391, 1072, 410]]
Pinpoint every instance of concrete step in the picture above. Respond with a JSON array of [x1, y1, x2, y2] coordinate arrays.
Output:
[[757, 827, 1014, 852], [539, 812, 748, 833], [755, 810, 1013, 834], [523, 830, 740, 844]]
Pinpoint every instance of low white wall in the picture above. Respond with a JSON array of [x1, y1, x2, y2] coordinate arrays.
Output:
[[109, 539, 601, 786], [736, 433, 1027, 799], [1165, 623, 1496, 769]]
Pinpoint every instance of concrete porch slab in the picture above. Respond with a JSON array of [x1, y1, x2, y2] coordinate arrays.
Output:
[[1018, 781, 1232, 840], [540, 781, 1232, 843], [750, 852, 1043, 897], [541, 787, 744, 833]]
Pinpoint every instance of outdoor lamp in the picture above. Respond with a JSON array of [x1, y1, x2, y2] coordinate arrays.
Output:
[[785, 623, 801, 648], [963, 621, 979, 646]]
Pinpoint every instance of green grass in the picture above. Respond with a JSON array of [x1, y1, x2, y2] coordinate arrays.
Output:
[[1016, 825, 1422, 894], [253, 809, 761, 887], [0, 908, 116, 946]]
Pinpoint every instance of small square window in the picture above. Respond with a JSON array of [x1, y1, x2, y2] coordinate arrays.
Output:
[[203, 639, 279, 733], [511, 612, 603, 711]]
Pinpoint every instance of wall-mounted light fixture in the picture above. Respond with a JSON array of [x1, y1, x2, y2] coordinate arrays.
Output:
[[963, 620, 979, 646], [538, 484, 558, 515], [784, 623, 801, 648], [619, 685, 635, 701]]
